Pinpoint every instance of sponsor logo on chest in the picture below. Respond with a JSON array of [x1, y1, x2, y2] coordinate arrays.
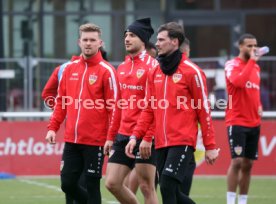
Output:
[[69, 72, 79, 80], [120, 83, 143, 90], [245, 81, 259, 90]]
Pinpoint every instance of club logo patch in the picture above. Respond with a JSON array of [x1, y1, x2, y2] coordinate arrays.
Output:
[[109, 149, 115, 158], [234, 146, 243, 155], [173, 73, 182, 83], [89, 74, 97, 85], [136, 69, 145, 79]]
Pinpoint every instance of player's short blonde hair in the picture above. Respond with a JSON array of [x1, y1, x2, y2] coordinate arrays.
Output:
[[79, 23, 102, 38]]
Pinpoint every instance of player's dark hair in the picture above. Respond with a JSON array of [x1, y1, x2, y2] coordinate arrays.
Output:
[[238, 33, 256, 45]]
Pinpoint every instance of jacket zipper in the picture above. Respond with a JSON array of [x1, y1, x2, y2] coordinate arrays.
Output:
[[74, 62, 88, 143], [163, 76, 168, 146], [129, 58, 134, 75]]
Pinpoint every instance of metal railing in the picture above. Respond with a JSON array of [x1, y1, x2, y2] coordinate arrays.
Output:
[[1, 56, 276, 112], [0, 111, 275, 121]]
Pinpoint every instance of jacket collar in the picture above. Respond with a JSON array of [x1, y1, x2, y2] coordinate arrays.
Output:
[[182, 52, 188, 60], [80, 51, 103, 66], [126, 50, 148, 62], [70, 55, 81, 62]]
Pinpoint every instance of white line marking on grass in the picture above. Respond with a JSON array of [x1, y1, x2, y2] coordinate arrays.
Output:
[[191, 194, 274, 199], [19, 179, 62, 192], [102, 197, 120, 204], [18, 175, 59, 179], [19, 179, 120, 204], [9, 195, 63, 199]]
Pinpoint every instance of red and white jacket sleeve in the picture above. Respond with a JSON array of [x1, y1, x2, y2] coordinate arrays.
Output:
[[132, 71, 155, 142], [225, 59, 256, 88], [188, 69, 216, 150], [143, 119, 155, 142], [104, 68, 121, 141], [47, 68, 67, 132], [41, 67, 59, 109]]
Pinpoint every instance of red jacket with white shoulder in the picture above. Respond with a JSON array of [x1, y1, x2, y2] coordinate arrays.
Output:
[[107, 50, 158, 142], [48, 51, 121, 146], [225, 57, 261, 127], [133, 54, 216, 150], [41, 56, 80, 109]]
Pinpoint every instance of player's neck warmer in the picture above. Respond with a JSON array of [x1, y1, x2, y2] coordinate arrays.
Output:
[[158, 49, 182, 75]]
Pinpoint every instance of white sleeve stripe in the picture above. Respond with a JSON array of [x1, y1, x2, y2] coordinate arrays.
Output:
[[225, 68, 233, 79], [184, 60, 210, 114], [99, 61, 118, 128], [225, 65, 234, 72], [99, 61, 118, 100], [146, 56, 151, 65], [225, 60, 235, 70], [145, 77, 149, 100], [225, 61, 234, 66]]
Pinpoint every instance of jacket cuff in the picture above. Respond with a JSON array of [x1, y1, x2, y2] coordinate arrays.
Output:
[[204, 144, 216, 150], [106, 134, 115, 141], [47, 124, 58, 132], [142, 136, 153, 143]]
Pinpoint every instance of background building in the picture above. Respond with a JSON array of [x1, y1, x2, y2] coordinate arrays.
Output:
[[0, 0, 276, 111]]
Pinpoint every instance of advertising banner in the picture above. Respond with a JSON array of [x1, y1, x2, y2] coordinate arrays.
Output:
[[0, 122, 64, 175], [0, 121, 275, 176]]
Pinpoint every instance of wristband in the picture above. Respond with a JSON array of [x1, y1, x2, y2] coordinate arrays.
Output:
[[129, 135, 137, 140]]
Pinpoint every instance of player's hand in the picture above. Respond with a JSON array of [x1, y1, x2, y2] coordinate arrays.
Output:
[[139, 140, 152, 159], [45, 130, 56, 144], [205, 148, 220, 165], [250, 48, 261, 61], [125, 138, 137, 159], [258, 106, 263, 117], [104, 140, 113, 155]]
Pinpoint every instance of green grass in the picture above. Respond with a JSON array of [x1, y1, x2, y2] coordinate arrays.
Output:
[[0, 177, 275, 204]]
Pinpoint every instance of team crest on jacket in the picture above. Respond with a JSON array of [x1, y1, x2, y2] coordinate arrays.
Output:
[[234, 146, 242, 155], [172, 73, 182, 83], [136, 69, 145, 79], [89, 74, 97, 85]]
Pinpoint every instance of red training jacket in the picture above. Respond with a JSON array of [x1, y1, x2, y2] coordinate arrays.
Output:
[[225, 57, 261, 127], [107, 50, 158, 142], [133, 54, 216, 150], [42, 56, 80, 109], [48, 51, 121, 146]]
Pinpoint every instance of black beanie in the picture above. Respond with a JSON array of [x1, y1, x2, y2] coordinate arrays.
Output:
[[125, 18, 154, 44]]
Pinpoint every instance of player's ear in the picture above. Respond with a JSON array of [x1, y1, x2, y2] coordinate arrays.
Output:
[[78, 39, 81, 48]]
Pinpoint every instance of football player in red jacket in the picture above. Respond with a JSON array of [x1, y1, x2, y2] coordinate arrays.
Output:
[[126, 22, 220, 204], [45, 23, 120, 204], [122, 41, 159, 195], [104, 18, 158, 204], [42, 48, 108, 204], [42, 55, 81, 204], [225, 33, 263, 204]]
